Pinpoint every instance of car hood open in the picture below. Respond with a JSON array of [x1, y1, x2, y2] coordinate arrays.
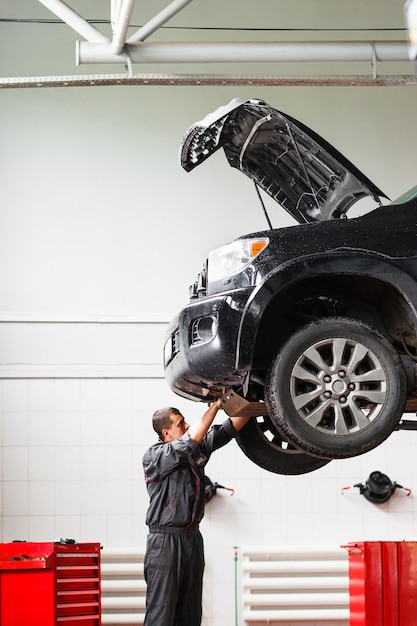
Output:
[[180, 98, 388, 223]]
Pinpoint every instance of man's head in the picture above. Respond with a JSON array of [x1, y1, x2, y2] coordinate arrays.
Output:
[[152, 407, 189, 443]]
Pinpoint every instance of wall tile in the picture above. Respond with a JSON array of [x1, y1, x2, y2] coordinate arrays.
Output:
[[3, 446, 29, 481], [106, 480, 134, 515], [29, 379, 54, 411], [55, 412, 81, 446], [80, 514, 107, 544], [80, 480, 107, 515], [106, 446, 134, 481], [81, 446, 106, 480], [28, 410, 55, 446], [55, 481, 81, 515], [29, 481, 55, 516], [106, 411, 133, 446], [29, 446, 54, 481], [55, 445, 82, 481], [54, 515, 81, 542], [80, 411, 107, 446], [3, 481, 29, 516], [29, 515, 55, 541], [80, 380, 107, 411], [54, 380, 81, 411], [3, 412, 29, 446], [3, 516, 29, 542], [107, 514, 134, 546], [2, 380, 29, 412]]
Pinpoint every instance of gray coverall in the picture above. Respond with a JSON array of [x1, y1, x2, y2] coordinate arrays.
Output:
[[142, 418, 237, 626]]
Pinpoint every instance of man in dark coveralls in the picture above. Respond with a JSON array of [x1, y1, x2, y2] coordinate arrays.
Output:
[[142, 398, 251, 626]]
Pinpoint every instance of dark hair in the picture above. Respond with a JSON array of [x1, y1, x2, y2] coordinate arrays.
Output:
[[152, 407, 180, 439]]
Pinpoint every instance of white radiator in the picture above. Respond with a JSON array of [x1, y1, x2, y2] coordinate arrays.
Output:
[[100, 545, 350, 625], [101, 547, 146, 625], [241, 545, 350, 623]]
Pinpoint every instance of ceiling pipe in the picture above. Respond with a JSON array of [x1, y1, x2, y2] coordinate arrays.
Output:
[[76, 40, 410, 66], [111, 0, 136, 55], [126, 0, 195, 44], [110, 0, 123, 28], [38, 0, 109, 43]]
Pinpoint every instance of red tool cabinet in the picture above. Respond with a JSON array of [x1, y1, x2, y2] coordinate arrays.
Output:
[[0, 541, 101, 626], [344, 541, 417, 626]]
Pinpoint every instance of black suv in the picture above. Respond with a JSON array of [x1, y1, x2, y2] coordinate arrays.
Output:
[[164, 98, 417, 474]]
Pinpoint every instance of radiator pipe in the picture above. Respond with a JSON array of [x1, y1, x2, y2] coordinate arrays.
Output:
[[234, 546, 239, 626]]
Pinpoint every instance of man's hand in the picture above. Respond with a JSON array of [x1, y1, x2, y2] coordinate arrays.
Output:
[[188, 399, 222, 443]]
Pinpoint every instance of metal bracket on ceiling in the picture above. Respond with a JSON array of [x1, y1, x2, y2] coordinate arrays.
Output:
[[124, 51, 133, 77], [371, 41, 377, 79]]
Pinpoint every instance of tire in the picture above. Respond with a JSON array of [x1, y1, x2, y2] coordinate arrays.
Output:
[[266, 317, 407, 459], [236, 414, 331, 475]]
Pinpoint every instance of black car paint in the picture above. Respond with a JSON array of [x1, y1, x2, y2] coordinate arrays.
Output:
[[165, 197, 417, 402], [164, 99, 417, 467]]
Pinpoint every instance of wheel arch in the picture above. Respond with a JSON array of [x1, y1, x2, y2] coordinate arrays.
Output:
[[236, 253, 417, 372]]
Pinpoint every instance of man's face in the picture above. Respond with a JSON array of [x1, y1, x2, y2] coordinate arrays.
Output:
[[163, 413, 189, 442]]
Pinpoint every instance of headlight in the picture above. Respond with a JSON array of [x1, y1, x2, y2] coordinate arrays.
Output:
[[207, 238, 269, 282]]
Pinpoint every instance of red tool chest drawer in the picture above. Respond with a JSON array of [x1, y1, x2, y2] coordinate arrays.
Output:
[[344, 541, 417, 626], [0, 541, 101, 625]]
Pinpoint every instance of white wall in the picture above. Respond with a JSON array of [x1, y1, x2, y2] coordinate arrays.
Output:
[[1, 1, 417, 624]]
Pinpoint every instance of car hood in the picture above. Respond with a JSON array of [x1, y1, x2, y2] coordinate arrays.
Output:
[[180, 98, 388, 223]]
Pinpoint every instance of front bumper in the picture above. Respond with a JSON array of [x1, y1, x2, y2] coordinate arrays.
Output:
[[164, 289, 252, 401]]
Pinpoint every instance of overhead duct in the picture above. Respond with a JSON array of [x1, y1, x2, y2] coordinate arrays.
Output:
[[76, 40, 409, 66]]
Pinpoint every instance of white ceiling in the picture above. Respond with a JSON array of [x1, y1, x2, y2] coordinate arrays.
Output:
[[0, 0, 415, 87]]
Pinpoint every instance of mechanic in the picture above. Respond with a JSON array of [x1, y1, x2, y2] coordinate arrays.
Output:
[[142, 398, 251, 626]]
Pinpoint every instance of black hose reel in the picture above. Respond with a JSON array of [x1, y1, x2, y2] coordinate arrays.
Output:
[[342, 470, 411, 504], [204, 475, 234, 502]]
